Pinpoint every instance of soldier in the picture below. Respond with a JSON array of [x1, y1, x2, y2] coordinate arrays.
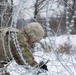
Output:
[[0, 22, 48, 75]]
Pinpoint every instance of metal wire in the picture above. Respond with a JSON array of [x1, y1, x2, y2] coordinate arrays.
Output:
[[0, 0, 76, 75]]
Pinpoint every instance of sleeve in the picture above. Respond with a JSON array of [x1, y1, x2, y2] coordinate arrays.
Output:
[[10, 33, 38, 67]]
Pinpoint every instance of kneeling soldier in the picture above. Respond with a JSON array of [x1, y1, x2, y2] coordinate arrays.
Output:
[[0, 22, 48, 75]]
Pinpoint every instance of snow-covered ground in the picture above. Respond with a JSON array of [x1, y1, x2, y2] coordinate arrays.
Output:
[[7, 35, 76, 75]]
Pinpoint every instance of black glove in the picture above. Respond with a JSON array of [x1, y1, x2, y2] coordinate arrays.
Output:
[[39, 61, 48, 71]]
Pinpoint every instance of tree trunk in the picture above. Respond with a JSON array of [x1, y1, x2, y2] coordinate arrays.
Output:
[[34, 0, 38, 19], [0, 0, 5, 27], [0, 0, 13, 27]]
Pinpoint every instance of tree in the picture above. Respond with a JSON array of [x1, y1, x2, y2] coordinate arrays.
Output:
[[0, 0, 13, 27], [73, 0, 76, 34], [0, 0, 4, 27], [64, 0, 76, 34], [55, 0, 76, 35], [33, 0, 46, 19]]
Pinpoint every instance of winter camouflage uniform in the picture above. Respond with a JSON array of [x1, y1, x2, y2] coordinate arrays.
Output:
[[0, 22, 45, 75]]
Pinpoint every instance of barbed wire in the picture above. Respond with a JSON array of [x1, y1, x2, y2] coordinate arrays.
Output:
[[0, 0, 76, 75]]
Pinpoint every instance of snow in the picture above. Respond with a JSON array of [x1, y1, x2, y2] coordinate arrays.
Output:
[[13, 0, 20, 5], [6, 35, 76, 75], [35, 35, 76, 53], [1, 0, 75, 75], [56, 35, 76, 47]]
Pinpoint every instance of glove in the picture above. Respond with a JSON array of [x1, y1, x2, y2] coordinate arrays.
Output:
[[39, 61, 48, 71]]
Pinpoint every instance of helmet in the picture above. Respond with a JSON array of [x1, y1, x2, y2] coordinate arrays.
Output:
[[24, 22, 45, 41]]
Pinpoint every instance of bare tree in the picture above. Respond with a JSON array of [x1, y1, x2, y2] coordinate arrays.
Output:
[[0, 0, 4, 27], [56, 0, 76, 35], [33, 0, 46, 19], [73, 0, 76, 34], [64, 0, 76, 34], [0, 0, 13, 27]]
